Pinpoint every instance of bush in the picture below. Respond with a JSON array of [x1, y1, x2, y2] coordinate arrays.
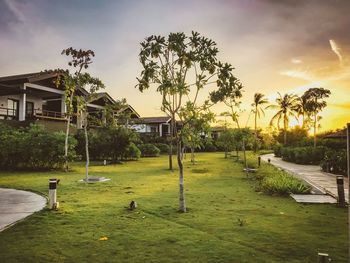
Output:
[[138, 143, 160, 157], [273, 144, 283, 157], [154, 143, 170, 154], [124, 143, 141, 160], [259, 172, 310, 195], [76, 126, 139, 162], [0, 123, 76, 170], [201, 142, 217, 152], [279, 146, 326, 165], [320, 149, 347, 175]]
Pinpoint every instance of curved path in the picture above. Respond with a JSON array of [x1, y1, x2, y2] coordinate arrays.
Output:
[[0, 188, 46, 232], [261, 154, 349, 203]]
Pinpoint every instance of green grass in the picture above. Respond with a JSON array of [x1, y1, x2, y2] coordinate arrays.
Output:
[[0, 152, 347, 262]]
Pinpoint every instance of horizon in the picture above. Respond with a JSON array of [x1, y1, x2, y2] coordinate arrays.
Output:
[[1, 0, 349, 131]]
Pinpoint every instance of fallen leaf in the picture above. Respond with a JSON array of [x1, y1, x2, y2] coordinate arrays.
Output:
[[99, 236, 108, 241]]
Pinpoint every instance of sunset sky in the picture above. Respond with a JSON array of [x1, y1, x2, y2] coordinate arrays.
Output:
[[0, 0, 349, 131]]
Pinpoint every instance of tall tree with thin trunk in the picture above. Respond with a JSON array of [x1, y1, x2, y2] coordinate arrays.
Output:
[[303, 87, 331, 148], [60, 48, 95, 172], [137, 32, 241, 212], [267, 93, 299, 145], [61, 48, 104, 180], [251, 93, 268, 152]]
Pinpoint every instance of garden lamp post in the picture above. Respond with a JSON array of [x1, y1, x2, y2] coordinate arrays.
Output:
[[347, 123, 350, 263]]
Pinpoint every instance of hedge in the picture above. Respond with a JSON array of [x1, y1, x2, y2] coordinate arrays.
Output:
[[0, 123, 76, 170], [138, 144, 160, 157]]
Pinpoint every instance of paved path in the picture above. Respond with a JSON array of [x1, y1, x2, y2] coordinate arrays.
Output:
[[0, 188, 46, 232], [261, 154, 349, 203]]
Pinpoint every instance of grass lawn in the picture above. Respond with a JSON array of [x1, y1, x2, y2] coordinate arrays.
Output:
[[0, 152, 347, 262]]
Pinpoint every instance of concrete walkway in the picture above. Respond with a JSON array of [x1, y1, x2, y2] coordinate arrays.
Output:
[[261, 154, 349, 203], [0, 188, 47, 232]]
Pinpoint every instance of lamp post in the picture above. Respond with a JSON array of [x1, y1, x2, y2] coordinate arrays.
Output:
[[347, 123, 350, 263]]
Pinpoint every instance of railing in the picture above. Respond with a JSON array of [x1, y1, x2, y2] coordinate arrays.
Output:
[[34, 109, 67, 120], [0, 107, 17, 120]]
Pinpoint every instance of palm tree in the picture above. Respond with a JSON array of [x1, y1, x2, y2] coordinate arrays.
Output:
[[268, 93, 299, 145], [303, 88, 331, 147], [251, 93, 268, 152], [295, 94, 312, 130]]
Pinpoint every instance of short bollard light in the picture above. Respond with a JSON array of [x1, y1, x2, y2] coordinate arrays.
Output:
[[336, 176, 346, 207], [258, 156, 261, 167], [49, 178, 59, 210], [268, 158, 271, 164], [318, 252, 330, 263]]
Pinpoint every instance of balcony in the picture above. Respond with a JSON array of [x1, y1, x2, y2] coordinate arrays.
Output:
[[0, 107, 67, 121]]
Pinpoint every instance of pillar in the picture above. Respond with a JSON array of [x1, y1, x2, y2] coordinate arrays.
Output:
[[61, 95, 67, 117], [18, 84, 26, 121]]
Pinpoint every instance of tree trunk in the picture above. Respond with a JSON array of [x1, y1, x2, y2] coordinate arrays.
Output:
[[242, 138, 247, 169], [84, 113, 89, 181], [64, 92, 74, 172], [191, 144, 195, 164], [177, 139, 186, 212], [224, 148, 228, 159], [254, 109, 257, 153], [314, 114, 317, 148], [64, 114, 71, 172], [168, 116, 175, 170]]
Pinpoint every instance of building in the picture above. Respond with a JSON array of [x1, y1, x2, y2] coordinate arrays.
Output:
[[130, 116, 171, 137], [0, 72, 140, 130]]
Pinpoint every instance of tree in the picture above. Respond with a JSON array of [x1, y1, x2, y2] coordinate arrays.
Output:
[[61, 48, 105, 180], [303, 87, 331, 147], [180, 102, 214, 164], [251, 93, 268, 152], [295, 94, 311, 129], [136, 31, 241, 212], [60, 48, 95, 171], [216, 128, 237, 158], [268, 93, 299, 145]]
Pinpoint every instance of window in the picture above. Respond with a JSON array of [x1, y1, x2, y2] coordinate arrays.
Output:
[[7, 99, 19, 119], [150, 125, 158, 133], [26, 102, 34, 117]]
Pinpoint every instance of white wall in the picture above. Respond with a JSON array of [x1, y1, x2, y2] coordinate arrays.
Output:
[[0, 95, 43, 111]]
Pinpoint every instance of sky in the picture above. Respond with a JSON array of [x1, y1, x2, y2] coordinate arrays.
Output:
[[0, 0, 349, 131]]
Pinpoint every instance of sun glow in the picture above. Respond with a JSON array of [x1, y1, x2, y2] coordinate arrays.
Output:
[[289, 116, 302, 128]]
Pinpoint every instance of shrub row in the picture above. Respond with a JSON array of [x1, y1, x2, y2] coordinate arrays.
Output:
[[246, 155, 311, 195], [138, 143, 160, 157], [320, 149, 347, 175], [274, 143, 347, 175], [0, 123, 76, 170], [258, 171, 311, 195], [75, 127, 140, 161], [280, 146, 326, 165]]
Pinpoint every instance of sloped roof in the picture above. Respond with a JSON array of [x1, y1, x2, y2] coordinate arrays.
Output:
[[89, 92, 116, 104], [0, 71, 62, 85], [324, 129, 347, 139], [132, 116, 171, 124]]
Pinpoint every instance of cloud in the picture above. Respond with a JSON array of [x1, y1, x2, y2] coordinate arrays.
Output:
[[291, 58, 302, 64], [329, 39, 343, 65], [3, 0, 26, 23], [279, 69, 313, 81]]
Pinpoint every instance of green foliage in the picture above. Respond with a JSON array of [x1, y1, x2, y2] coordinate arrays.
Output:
[[273, 143, 283, 157], [75, 126, 139, 162], [320, 149, 347, 175], [154, 143, 170, 154], [138, 143, 161, 157], [280, 146, 326, 165], [274, 126, 309, 146], [259, 172, 310, 195], [0, 123, 76, 170], [124, 143, 141, 160]]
